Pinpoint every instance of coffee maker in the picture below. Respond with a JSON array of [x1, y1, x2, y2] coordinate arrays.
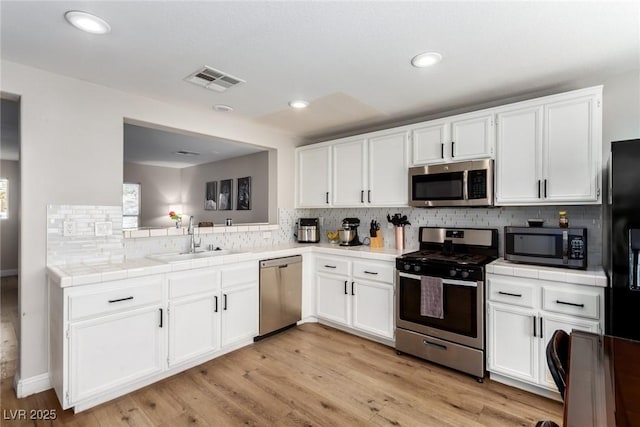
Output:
[[339, 218, 362, 246]]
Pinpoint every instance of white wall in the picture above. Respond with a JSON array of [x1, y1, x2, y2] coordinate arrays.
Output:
[[0, 60, 299, 388], [601, 70, 640, 154], [123, 162, 182, 228], [0, 160, 19, 275]]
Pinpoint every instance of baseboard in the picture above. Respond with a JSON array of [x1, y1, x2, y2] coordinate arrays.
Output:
[[488, 371, 562, 401], [15, 372, 51, 398], [1, 269, 18, 277]]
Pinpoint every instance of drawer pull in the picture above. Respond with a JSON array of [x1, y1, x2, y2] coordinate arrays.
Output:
[[363, 271, 379, 275], [423, 339, 447, 351], [556, 300, 585, 308], [324, 265, 337, 269], [108, 296, 134, 304], [498, 291, 522, 298]]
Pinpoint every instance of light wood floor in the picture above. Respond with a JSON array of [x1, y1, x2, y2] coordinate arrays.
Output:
[[1, 322, 562, 426]]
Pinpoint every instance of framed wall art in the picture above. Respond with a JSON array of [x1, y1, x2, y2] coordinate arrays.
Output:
[[218, 179, 233, 210], [237, 176, 251, 210], [204, 181, 217, 210]]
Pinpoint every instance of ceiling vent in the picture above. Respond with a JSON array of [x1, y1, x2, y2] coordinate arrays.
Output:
[[184, 66, 245, 92]]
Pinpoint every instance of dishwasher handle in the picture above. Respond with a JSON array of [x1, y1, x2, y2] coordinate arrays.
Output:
[[260, 255, 302, 269]]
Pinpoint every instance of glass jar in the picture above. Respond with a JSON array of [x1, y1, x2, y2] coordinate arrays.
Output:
[[559, 211, 569, 228]]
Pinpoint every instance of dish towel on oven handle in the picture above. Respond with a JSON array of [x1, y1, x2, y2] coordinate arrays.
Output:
[[420, 275, 444, 319]]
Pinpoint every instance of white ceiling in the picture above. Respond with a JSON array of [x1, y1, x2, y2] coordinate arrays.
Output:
[[1, 1, 638, 141], [124, 122, 266, 169]]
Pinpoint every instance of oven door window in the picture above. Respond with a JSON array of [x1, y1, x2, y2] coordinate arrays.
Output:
[[398, 275, 477, 337], [412, 171, 464, 201]]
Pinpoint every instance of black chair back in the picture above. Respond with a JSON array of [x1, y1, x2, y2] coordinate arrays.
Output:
[[546, 329, 570, 399]]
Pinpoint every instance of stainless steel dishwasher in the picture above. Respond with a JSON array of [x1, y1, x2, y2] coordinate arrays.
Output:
[[257, 255, 302, 340]]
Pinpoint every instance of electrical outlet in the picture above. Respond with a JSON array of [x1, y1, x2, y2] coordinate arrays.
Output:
[[95, 221, 113, 236], [63, 221, 76, 237]]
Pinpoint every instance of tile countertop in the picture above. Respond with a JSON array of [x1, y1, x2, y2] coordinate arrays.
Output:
[[486, 258, 607, 288], [47, 243, 411, 288]]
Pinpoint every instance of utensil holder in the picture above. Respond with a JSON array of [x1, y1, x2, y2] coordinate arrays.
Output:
[[370, 230, 384, 248], [394, 226, 404, 251]]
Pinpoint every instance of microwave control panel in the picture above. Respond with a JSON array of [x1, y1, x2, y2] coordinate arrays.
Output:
[[569, 236, 585, 259], [467, 170, 487, 199]]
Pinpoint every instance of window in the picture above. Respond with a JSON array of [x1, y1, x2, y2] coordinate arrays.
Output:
[[0, 178, 8, 220], [122, 183, 140, 229]]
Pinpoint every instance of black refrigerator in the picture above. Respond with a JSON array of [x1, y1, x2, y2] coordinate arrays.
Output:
[[605, 139, 640, 340]]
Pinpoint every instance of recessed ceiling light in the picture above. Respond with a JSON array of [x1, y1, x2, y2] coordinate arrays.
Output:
[[213, 104, 234, 112], [288, 100, 309, 109], [64, 11, 111, 34], [411, 52, 443, 68]]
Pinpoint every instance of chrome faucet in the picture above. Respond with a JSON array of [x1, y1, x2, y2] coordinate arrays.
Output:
[[187, 216, 201, 253]]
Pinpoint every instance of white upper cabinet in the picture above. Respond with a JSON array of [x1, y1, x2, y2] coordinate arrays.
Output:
[[332, 138, 366, 207], [296, 145, 331, 208], [296, 129, 408, 208], [495, 86, 602, 205], [495, 105, 544, 204], [411, 110, 494, 165], [368, 130, 409, 206]]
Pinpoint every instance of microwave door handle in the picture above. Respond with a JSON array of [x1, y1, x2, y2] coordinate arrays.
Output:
[[463, 170, 469, 201], [562, 230, 569, 264], [631, 249, 639, 290]]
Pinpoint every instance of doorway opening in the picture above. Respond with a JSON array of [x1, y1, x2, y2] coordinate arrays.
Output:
[[1, 95, 21, 380]]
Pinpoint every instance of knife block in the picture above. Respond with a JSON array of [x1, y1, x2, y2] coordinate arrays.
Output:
[[370, 230, 383, 248]]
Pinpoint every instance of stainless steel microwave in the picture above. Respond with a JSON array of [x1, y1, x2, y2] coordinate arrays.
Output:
[[504, 226, 587, 269], [408, 159, 494, 207]]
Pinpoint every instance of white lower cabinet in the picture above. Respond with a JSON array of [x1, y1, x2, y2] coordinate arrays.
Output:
[[69, 304, 164, 403], [487, 272, 603, 396], [168, 293, 219, 366], [50, 260, 259, 412], [315, 256, 394, 341]]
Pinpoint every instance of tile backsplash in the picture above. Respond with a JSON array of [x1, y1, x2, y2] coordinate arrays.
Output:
[[47, 204, 124, 265], [47, 204, 602, 267], [304, 205, 603, 265]]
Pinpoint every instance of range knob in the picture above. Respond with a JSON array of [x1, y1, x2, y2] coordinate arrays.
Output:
[[461, 271, 470, 279], [413, 265, 421, 273], [403, 263, 411, 271], [449, 269, 457, 277]]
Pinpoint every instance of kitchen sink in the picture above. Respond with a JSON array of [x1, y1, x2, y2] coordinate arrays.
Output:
[[148, 248, 233, 262]]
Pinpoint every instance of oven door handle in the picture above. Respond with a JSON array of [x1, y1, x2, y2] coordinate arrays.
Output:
[[398, 272, 478, 287]]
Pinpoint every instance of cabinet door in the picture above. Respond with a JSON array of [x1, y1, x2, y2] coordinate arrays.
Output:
[[351, 279, 394, 339], [411, 121, 448, 165], [332, 138, 366, 206], [221, 282, 258, 348], [450, 112, 494, 160], [316, 273, 350, 326], [539, 313, 600, 390], [296, 145, 331, 207], [487, 302, 538, 384], [69, 305, 164, 403], [495, 105, 544, 205], [368, 130, 409, 206], [168, 293, 219, 367], [543, 94, 600, 202]]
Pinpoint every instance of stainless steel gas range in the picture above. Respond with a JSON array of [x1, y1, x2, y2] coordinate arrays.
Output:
[[395, 227, 498, 382]]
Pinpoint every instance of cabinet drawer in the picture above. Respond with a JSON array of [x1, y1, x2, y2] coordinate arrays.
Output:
[[168, 268, 219, 298], [316, 257, 349, 276], [542, 287, 599, 319], [353, 260, 393, 283], [221, 262, 259, 288], [487, 276, 536, 308], [69, 277, 163, 321]]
